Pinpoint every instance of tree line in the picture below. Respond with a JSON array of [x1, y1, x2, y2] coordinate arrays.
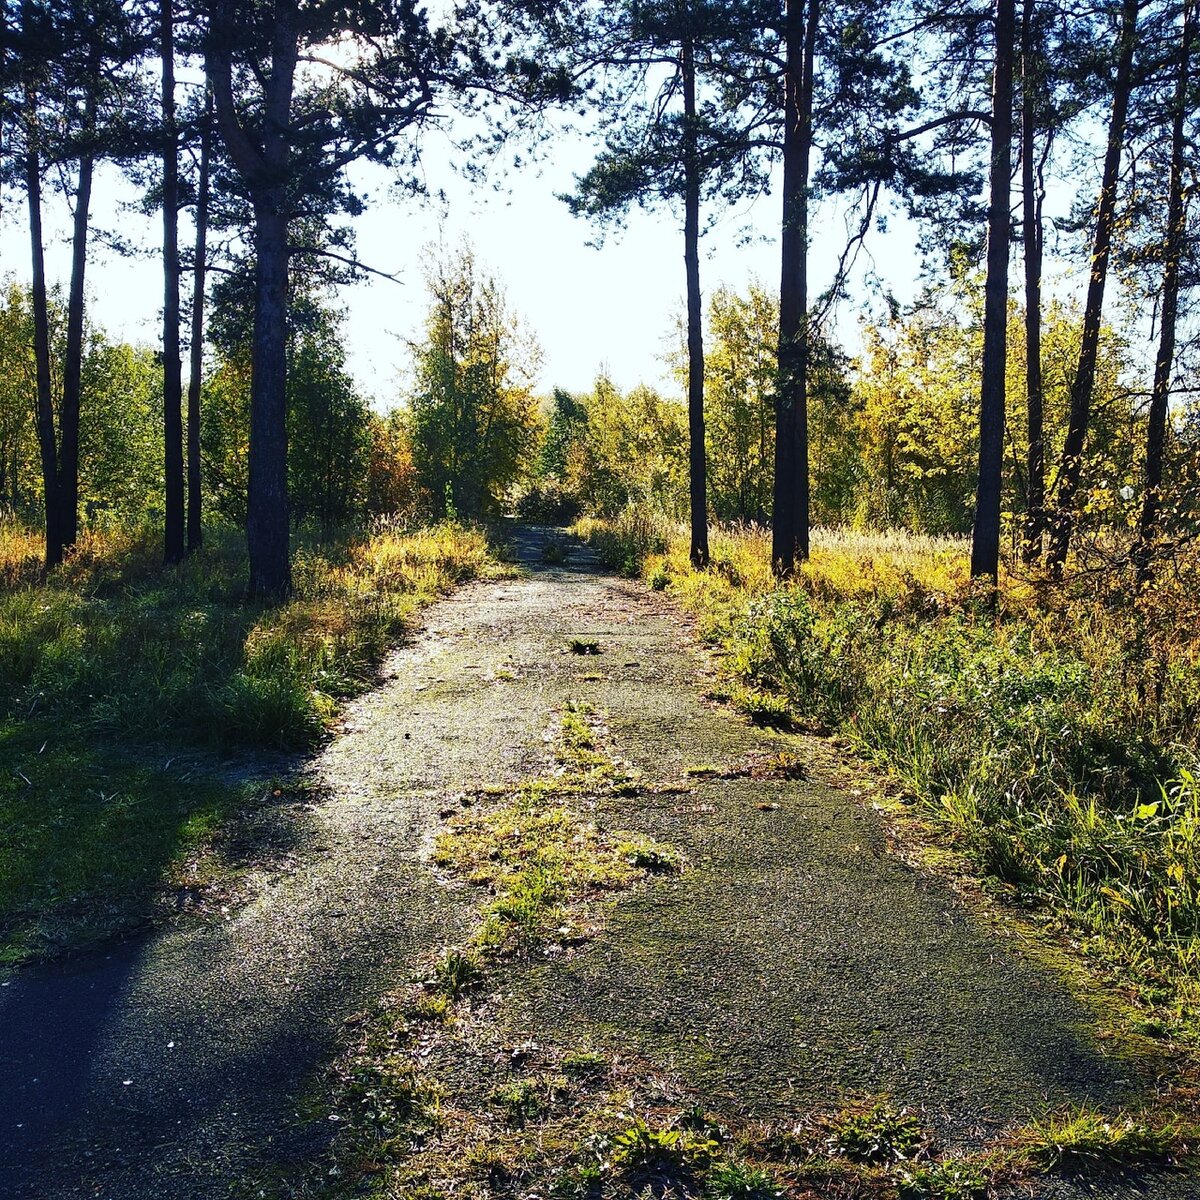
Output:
[[1, 0, 1197, 597]]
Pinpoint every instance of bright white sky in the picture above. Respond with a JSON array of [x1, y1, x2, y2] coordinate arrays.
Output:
[[0, 120, 928, 410]]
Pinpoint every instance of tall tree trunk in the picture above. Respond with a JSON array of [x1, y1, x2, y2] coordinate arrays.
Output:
[[24, 76, 60, 570], [161, 0, 185, 563], [970, 0, 1016, 582], [1133, 0, 1193, 584], [187, 87, 212, 555], [59, 143, 95, 551], [1020, 0, 1045, 564], [772, 0, 818, 577], [246, 198, 292, 598], [209, 1, 297, 598], [1045, 0, 1140, 574], [682, 27, 708, 569]]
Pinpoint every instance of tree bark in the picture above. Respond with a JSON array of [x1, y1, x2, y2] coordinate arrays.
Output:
[[209, 0, 298, 598], [1020, 0, 1045, 564], [682, 26, 708, 569], [187, 87, 211, 555], [162, 0, 185, 563], [24, 72, 60, 570], [1133, 0, 1193, 584], [772, 0, 817, 577], [1045, 0, 1140, 575], [970, 0, 1016, 582], [247, 199, 292, 598], [59, 140, 95, 551]]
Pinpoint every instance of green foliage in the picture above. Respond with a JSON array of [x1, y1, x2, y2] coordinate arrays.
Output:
[[0, 281, 164, 524], [1013, 1108, 1184, 1170], [826, 1104, 925, 1164], [703, 1161, 784, 1200], [567, 376, 689, 519], [407, 243, 541, 520], [200, 299, 380, 533], [609, 1118, 720, 1180], [433, 948, 485, 997], [894, 1160, 987, 1200]]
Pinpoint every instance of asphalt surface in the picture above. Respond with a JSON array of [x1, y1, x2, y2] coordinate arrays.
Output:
[[1, 526, 1194, 1199]]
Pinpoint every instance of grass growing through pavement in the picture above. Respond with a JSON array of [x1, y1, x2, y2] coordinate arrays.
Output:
[[276, 706, 1196, 1200], [576, 511, 1200, 1044], [433, 704, 684, 958], [0, 518, 497, 964]]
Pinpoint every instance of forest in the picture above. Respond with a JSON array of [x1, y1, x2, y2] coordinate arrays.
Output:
[[2, 0, 1200, 1197]]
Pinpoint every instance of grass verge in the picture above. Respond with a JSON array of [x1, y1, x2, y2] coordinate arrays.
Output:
[[0, 518, 499, 964]]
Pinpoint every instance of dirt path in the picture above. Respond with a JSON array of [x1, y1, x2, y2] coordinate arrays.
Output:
[[0, 528, 1187, 1198]]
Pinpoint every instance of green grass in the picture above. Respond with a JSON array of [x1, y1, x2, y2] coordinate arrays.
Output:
[[0, 518, 497, 964]]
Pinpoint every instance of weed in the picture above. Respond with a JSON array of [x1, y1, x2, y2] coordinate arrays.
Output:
[[609, 1118, 719, 1181], [1013, 1107, 1187, 1170], [704, 1161, 784, 1200], [542, 537, 569, 565], [766, 751, 808, 779], [618, 836, 685, 873], [489, 1076, 566, 1128], [432, 948, 485, 997], [405, 992, 452, 1023], [827, 1104, 925, 1164], [732, 687, 793, 728], [560, 1049, 607, 1078], [895, 1159, 988, 1200], [568, 638, 602, 655]]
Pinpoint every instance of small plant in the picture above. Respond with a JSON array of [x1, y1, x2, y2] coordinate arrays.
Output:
[[405, 991, 452, 1022], [561, 1048, 607, 1078], [432, 948, 484, 997], [685, 764, 720, 777], [1014, 1107, 1185, 1170], [568, 638, 602, 655], [610, 1118, 719, 1180], [827, 1104, 925, 1164], [766, 751, 808, 779], [489, 1077, 560, 1128], [618, 836, 685, 873], [541, 536, 569, 565], [731, 687, 793, 728], [895, 1160, 987, 1200], [704, 1161, 784, 1200], [649, 563, 671, 591]]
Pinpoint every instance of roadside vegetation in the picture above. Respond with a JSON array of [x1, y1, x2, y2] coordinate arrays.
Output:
[[577, 509, 1200, 1043], [0, 519, 496, 964]]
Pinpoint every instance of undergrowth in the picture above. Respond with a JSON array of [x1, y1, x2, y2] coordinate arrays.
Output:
[[575, 510, 1200, 1040], [0, 517, 496, 963]]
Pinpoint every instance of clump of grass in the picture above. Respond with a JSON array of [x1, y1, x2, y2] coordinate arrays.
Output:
[[560, 1048, 607, 1078], [609, 1118, 720, 1182], [489, 1076, 567, 1128], [704, 1161, 784, 1200], [826, 1104, 926, 1164], [432, 948, 485, 997], [1012, 1107, 1188, 1171], [894, 1159, 988, 1200], [568, 637, 601, 655]]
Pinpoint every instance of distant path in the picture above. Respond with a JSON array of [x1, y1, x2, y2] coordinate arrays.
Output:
[[0, 527, 1185, 1198]]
